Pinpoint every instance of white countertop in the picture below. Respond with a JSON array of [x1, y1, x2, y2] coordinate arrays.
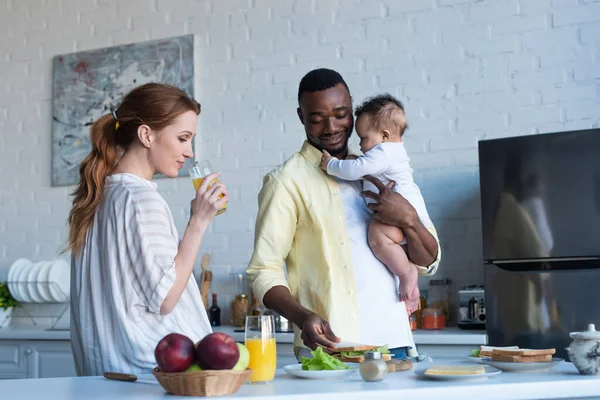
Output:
[[2, 361, 599, 399], [0, 324, 487, 345]]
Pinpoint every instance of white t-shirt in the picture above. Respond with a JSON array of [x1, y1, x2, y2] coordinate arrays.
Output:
[[338, 178, 417, 351], [327, 142, 433, 228], [70, 173, 212, 376]]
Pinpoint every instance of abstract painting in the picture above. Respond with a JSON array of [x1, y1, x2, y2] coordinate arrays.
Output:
[[51, 35, 195, 186]]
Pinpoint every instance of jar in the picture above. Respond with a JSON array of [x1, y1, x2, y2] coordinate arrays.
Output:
[[230, 294, 249, 327], [567, 323, 600, 375], [422, 307, 445, 330], [427, 278, 452, 326], [409, 313, 417, 330], [359, 351, 388, 382]]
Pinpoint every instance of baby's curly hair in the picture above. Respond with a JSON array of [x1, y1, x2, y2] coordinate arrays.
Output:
[[354, 93, 408, 136]]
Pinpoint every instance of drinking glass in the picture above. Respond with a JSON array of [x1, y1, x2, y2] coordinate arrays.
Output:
[[188, 160, 227, 215], [244, 315, 277, 383]]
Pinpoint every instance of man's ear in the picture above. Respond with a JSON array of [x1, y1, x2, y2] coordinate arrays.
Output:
[[382, 129, 391, 141], [297, 107, 305, 126], [137, 124, 153, 148]]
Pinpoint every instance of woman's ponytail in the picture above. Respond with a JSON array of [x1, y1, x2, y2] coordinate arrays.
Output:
[[66, 114, 119, 254]]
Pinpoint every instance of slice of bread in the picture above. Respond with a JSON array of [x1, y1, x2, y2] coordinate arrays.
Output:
[[335, 353, 393, 363], [491, 348, 555, 357], [331, 344, 379, 353], [491, 354, 552, 363], [424, 365, 485, 375], [386, 359, 412, 372], [479, 345, 519, 357]]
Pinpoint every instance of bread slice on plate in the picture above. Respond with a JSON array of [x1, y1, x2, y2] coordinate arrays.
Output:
[[335, 354, 393, 363], [491, 348, 556, 357], [491, 354, 553, 363], [478, 345, 520, 357], [332, 343, 380, 352], [425, 365, 485, 375]]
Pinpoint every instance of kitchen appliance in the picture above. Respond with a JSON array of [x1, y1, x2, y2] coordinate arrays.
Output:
[[457, 286, 486, 330], [478, 129, 600, 359]]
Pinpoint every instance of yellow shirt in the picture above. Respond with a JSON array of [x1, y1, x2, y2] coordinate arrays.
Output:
[[246, 141, 441, 349]]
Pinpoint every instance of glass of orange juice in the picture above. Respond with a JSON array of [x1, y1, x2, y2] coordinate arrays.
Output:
[[244, 315, 277, 383], [188, 160, 227, 215]]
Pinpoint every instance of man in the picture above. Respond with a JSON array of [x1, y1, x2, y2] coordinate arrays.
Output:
[[246, 68, 441, 360]]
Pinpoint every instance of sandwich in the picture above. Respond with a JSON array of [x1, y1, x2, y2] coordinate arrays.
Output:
[[490, 348, 555, 363], [473, 345, 520, 358], [330, 342, 393, 363]]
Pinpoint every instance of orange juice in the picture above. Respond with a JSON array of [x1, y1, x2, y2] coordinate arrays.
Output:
[[245, 337, 277, 382], [192, 177, 227, 215]]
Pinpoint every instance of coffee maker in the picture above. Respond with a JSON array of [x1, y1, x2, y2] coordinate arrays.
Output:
[[458, 285, 486, 330]]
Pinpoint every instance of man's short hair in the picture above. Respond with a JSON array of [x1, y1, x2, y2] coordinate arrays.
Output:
[[297, 68, 350, 104], [354, 93, 408, 135]]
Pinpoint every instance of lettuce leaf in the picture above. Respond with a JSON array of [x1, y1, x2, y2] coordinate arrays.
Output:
[[300, 347, 351, 371]]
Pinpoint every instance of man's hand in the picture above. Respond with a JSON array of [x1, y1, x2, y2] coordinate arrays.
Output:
[[361, 175, 419, 228], [300, 312, 341, 350], [320, 150, 333, 171], [361, 175, 439, 266]]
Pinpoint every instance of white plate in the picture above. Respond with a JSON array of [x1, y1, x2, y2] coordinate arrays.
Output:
[[36, 262, 54, 302], [414, 365, 502, 381], [14, 262, 35, 303], [8, 258, 31, 299], [26, 262, 44, 303], [480, 357, 564, 372], [283, 364, 357, 380], [48, 259, 70, 302], [467, 356, 486, 363]]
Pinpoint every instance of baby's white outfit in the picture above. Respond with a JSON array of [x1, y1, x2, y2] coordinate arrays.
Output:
[[326, 142, 433, 239]]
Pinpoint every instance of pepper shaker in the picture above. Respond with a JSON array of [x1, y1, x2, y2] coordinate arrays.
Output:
[[359, 351, 388, 382]]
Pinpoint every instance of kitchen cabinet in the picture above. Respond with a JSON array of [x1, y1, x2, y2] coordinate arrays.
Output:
[[0, 340, 75, 379], [24, 341, 76, 378]]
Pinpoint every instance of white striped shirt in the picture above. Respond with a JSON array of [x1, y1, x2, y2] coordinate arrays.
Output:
[[70, 173, 212, 376]]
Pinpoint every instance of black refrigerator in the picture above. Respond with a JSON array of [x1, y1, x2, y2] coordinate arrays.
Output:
[[478, 129, 600, 360]]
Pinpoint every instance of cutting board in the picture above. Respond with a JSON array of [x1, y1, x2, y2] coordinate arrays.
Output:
[[199, 254, 212, 309]]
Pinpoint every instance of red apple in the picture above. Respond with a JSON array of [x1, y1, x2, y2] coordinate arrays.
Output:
[[196, 332, 240, 370], [155, 333, 196, 373]]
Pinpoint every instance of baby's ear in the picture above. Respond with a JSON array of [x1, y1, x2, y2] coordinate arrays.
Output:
[[382, 129, 391, 141]]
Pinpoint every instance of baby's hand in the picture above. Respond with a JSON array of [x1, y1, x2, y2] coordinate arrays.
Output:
[[320, 150, 333, 171]]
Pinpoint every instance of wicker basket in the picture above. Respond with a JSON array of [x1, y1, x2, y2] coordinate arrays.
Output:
[[152, 367, 251, 397]]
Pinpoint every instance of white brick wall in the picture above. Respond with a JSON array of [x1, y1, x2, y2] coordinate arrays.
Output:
[[1, 0, 599, 316]]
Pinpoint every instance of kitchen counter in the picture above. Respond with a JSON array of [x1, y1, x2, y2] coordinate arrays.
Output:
[[2, 361, 599, 399], [0, 325, 487, 345]]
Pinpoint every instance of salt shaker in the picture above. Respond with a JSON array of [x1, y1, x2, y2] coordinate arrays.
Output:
[[359, 351, 388, 382]]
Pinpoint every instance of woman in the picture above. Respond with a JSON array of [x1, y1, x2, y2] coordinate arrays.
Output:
[[67, 83, 228, 376]]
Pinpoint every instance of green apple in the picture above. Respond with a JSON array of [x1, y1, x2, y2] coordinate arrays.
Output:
[[185, 364, 202, 372], [232, 343, 250, 371]]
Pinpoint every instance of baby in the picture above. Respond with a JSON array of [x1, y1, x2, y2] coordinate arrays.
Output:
[[320, 94, 433, 314]]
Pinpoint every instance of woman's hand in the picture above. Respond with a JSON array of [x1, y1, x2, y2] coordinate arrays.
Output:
[[190, 172, 228, 225]]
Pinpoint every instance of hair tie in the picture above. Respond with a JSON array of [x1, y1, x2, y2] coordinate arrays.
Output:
[[111, 110, 120, 131]]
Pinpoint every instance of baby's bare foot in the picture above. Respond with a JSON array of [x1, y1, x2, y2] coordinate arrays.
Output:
[[398, 267, 420, 314], [405, 285, 420, 315], [398, 267, 418, 301]]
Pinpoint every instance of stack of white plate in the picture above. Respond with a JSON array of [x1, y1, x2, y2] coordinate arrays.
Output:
[[7, 258, 70, 303]]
